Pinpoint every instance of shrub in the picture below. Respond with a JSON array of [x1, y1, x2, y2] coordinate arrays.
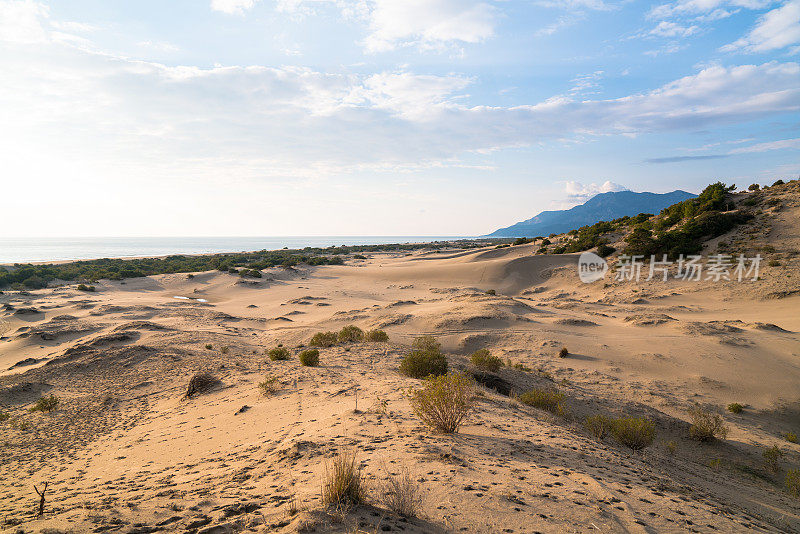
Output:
[[299, 349, 320, 367], [486, 289, 496, 295], [322, 451, 366, 507], [470, 349, 502, 372], [365, 329, 389, 342], [611, 417, 656, 450], [29, 394, 59, 413], [596, 244, 615, 257], [185, 373, 220, 398], [380, 467, 421, 517], [519, 388, 565, 414], [727, 403, 743, 414], [338, 325, 364, 343], [408, 373, 474, 433], [689, 406, 728, 442], [412, 335, 441, 353], [558, 347, 569, 358], [204, 344, 213, 350], [259, 376, 280, 395], [772, 179, 785, 186], [584, 415, 613, 440], [76, 284, 95, 292], [0, 412, 10, 422], [763, 445, 784, 472], [784, 432, 798, 443], [748, 183, 760, 191], [399, 350, 448, 379], [310, 331, 338, 348], [219, 345, 229, 354], [788, 469, 800, 498], [268, 347, 291, 361]]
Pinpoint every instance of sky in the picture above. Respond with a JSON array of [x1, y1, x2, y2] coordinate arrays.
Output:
[[0, 0, 798, 237]]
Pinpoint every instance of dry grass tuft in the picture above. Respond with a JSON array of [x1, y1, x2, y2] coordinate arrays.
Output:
[[409, 372, 474, 433], [584, 414, 613, 440], [689, 405, 728, 442], [322, 451, 367, 508], [519, 388, 565, 414], [611, 417, 656, 450], [379, 467, 421, 517], [259, 376, 280, 395], [787, 469, 800, 499]]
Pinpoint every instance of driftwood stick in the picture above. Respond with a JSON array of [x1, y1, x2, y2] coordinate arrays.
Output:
[[33, 481, 47, 517]]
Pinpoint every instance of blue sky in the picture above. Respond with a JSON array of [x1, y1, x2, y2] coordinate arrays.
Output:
[[0, 0, 798, 236]]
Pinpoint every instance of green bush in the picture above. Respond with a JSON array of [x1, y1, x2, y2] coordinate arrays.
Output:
[[519, 388, 564, 414], [267, 347, 291, 361], [412, 335, 441, 353], [408, 373, 474, 433], [470, 349, 502, 372], [310, 331, 338, 348], [400, 351, 448, 379], [365, 329, 389, 342], [689, 406, 728, 442], [727, 403, 743, 414], [787, 469, 800, 499], [585, 415, 614, 440], [299, 349, 320, 367], [784, 432, 797, 443], [596, 244, 615, 257], [611, 417, 656, 450], [338, 325, 364, 343], [29, 394, 59, 413], [763, 445, 784, 472]]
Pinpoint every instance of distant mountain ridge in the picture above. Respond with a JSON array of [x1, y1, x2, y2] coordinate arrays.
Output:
[[487, 190, 697, 237]]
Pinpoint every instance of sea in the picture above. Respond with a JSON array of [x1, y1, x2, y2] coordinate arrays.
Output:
[[0, 236, 473, 264]]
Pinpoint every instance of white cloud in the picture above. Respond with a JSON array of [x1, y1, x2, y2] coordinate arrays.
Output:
[[210, 0, 258, 14], [362, 0, 498, 52], [563, 180, 628, 203], [729, 137, 800, 153], [0, 0, 48, 43], [721, 0, 800, 53], [648, 21, 700, 37], [648, 0, 773, 19]]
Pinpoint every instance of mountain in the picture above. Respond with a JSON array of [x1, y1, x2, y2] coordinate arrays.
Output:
[[486, 190, 697, 237]]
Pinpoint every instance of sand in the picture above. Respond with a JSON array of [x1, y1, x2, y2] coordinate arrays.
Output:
[[1, 192, 800, 532]]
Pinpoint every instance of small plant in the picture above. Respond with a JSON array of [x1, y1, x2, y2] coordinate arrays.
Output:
[[584, 414, 613, 440], [611, 417, 656, 450], [29, 394, 59, 413], [380, 467, 421, 517], [408, 373, 474, 433], [310, 331, 338, 348], [708, 458, 723, 471], [219, 345, 230, 354], [365, 329, 389, 342], [485, 289, 496, 295], [558, 347, 569, 358], [763, 445, 784, 472], [204, 344, 213, 350], [784, 432, 798, 443], [470, 349, 503, 372], [338, 325, 364, 343], [399, 350, 448, 379], [689, 405, 728, 442], [321, 451, 366, 507], [519, 388, 565, 414], [787, 469, 800, 498], [0, 412, 10, 422], [727, 403, 743, 414], [185, 373, 220, 398], [665, 440, 677, 455], [299, 349, 320, 367], [267, 347, 291, 361], [10, 418, 31, 431], [258, 376, 280, 395]]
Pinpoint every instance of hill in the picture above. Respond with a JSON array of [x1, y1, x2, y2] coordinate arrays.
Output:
[[487, 189, 697, 237]]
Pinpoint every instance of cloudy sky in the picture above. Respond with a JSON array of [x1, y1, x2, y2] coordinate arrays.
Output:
[[1, 0, 798, 237]]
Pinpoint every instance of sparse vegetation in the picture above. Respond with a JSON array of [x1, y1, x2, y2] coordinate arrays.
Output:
[[310, 331, 338, 348], [787, 469, 800, 498], [763, 445, 784, 472], [611, 417, 656, 450], [219, 345, 229, 354], [338, 325, 364, 343], [379, 467, 421, 517], [299, 349, 320, 367], [519, 388, 565, 414], [784, 432, 798, 443], [689, 405, 729, 442], [29, 394, 59, 413], [470, 349, 503, 372], [408, 373, 474, 433], [321, 451, 367, 508], [267, 347, 291, 361], [558, 347, 569, 358], [185, 373, 220, 398], [727, 402, 743, 414], [365, 329, 389, 342], [584, 414, 613, 440], [258, 376, 280, 395]]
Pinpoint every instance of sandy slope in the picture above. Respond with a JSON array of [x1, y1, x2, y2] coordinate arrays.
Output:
[[2, 218, 800, 532]]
